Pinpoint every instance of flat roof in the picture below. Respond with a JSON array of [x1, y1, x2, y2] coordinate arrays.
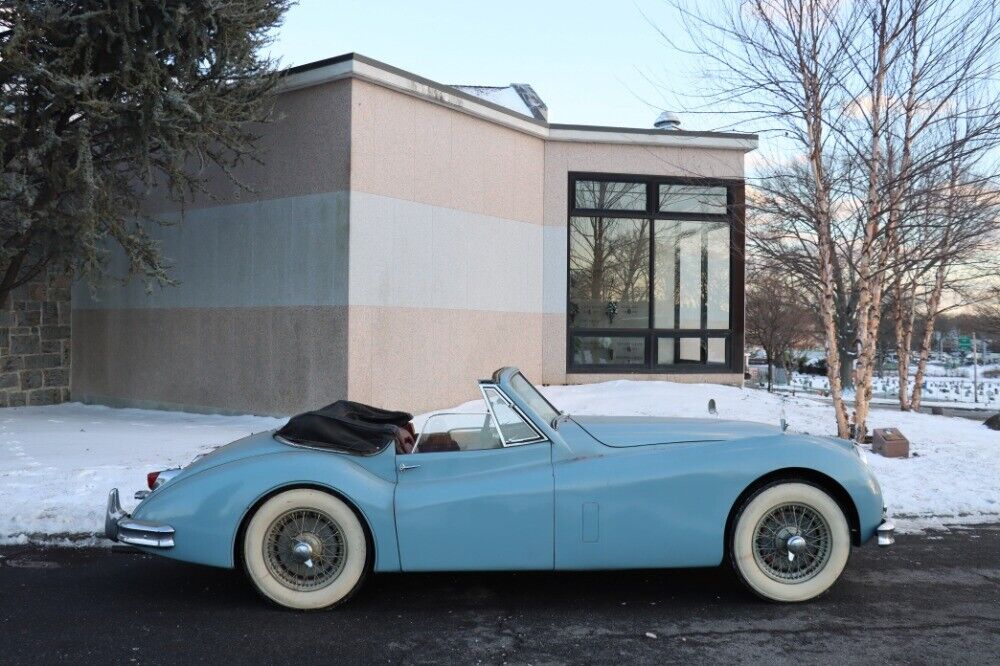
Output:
[[281, 53, 758, 152]]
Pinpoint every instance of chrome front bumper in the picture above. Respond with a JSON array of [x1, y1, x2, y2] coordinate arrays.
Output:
[[877, 510, 895, 547], [104, 489, 175, 548]]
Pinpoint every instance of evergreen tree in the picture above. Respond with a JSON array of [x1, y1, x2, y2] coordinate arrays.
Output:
[[0, 0, 293, 302]]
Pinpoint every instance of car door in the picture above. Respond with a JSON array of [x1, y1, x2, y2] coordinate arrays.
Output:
[[393, 386, 554, 571]]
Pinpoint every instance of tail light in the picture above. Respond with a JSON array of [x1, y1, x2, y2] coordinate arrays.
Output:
[[145, 467, 181, 491]]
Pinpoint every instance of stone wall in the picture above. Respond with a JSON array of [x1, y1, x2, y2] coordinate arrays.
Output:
[[0, 271, 71, 407]]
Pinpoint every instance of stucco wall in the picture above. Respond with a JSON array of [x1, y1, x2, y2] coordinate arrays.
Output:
[[349, 80, 544, 225], [144, 80, 353, 214], [539, 140, 747, 385], [346, 80, 546, 412]]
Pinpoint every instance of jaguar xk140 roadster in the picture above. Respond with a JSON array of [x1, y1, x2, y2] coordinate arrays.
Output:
[[106, 367, 893, 609]]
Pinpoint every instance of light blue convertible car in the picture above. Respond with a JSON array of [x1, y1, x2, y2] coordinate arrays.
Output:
[[106, 367, 893, 609]]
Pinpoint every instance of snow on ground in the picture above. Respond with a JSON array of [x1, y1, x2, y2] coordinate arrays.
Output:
[[0, 404, 283, 545], [781, 371, 1000, 408], [1, 381, 997, 545]]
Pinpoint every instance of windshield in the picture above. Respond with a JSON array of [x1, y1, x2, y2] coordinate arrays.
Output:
[[508, 372, 560, 425]]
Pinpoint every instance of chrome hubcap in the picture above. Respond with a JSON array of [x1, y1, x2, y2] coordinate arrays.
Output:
[[786, 535, 807, 558], [263, 509, 347, 591], [752, 503, 832, 583], [292, 537, 318, 568]]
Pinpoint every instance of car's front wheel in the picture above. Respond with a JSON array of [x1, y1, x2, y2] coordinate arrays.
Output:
[[730, 481, 850, 602], [243, 489, 369, 610]]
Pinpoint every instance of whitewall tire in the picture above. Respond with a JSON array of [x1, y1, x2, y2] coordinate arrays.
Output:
[[730, 482, 850, 603], [243, 489, 369, 610]]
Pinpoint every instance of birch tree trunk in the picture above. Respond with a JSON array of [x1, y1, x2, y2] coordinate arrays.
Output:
[[894, 277, 917, 410], [910, 262, 947, 411], [817, 213, 851, 437], [850, 20, 890, 441]]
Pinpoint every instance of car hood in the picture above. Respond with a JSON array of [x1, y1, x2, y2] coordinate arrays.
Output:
[[570, 415, 783, 447]]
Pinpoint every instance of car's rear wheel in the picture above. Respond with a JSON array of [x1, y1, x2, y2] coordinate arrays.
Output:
[[729, 481, 850, 602], [243, 489, 369, 610]]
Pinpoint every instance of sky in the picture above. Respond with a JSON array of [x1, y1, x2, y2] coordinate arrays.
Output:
[[267, 0, 738, 133]]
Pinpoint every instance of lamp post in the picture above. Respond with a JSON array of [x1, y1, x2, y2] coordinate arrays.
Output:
[[973, 332, 979, 404]]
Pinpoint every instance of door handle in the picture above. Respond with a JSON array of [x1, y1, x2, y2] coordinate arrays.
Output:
[[398, 463, 421, 472]]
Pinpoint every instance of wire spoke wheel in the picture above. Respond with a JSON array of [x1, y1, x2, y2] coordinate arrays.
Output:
[[263, 508, 348, 592], [244, 489, 369, 609], [752, 502, 832, 583]]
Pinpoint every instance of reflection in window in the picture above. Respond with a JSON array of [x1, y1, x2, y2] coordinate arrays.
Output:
[[653, 220, 678, 328], [656, 337, 675, 365], [677, 221, 702, 329], [659, 185, 727, 214], [572, 336, 645, 366], [679, 337, 701, 362], [575, 180, 646, 210], [569, 217, 649, 329], [707, 338, 726, 364], [706, 221, 730, 329]]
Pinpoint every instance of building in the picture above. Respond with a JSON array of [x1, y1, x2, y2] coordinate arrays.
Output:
[[70, 53, 757, 415]]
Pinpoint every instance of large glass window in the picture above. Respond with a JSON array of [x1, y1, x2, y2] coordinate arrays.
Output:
[[575, 180, 646, 211], [706, 221, 731, 329], [568, 175, 739, 372], [571, 336, 646, 366], [568, 217, 649, 329], [659, 184, 728, 214]]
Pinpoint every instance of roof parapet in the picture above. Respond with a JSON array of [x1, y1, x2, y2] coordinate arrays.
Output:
[[280, 53, 757, 152]]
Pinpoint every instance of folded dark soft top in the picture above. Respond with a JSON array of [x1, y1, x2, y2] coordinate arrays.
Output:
[[275, 400, 413, 455]]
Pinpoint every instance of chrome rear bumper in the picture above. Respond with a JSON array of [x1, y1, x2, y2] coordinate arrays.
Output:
[[104, 489, 175, 548]]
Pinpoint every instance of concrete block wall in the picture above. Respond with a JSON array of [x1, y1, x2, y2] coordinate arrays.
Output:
[[0, 271, 72, 406]]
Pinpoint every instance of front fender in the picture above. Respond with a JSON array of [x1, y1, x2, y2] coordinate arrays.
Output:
[[131, 450, 400, 571], [553, 429, 885, 569]]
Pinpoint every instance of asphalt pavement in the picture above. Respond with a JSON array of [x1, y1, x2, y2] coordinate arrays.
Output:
[[1, 526, 998, 665]]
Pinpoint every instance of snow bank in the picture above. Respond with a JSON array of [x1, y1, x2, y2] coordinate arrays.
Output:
[[1, 382, 997, 544], [0, 404, 283, 545]]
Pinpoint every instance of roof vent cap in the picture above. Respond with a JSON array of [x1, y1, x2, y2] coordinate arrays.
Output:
[[654, 111, 681, 130]]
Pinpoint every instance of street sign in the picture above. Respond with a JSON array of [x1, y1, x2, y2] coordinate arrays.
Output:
[[959, 336, 972, 351]]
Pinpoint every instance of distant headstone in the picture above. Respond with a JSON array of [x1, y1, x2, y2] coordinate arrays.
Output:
[[984, 414, 1000, 431]]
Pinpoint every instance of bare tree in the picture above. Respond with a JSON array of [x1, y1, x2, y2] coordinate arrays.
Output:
[[842, 0, 1000, 428], [658, 0, 863, 437], [661, 0, 1000, 439], [975, 285, 1000, 334], [907, 172, 1000, 409], [746, 267, 814, 391]]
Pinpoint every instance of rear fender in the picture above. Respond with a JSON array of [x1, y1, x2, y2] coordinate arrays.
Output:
[[131, 450, 400, 571]]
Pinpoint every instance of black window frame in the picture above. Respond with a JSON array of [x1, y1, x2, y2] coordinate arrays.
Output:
[[566, 172, 745, 375]]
